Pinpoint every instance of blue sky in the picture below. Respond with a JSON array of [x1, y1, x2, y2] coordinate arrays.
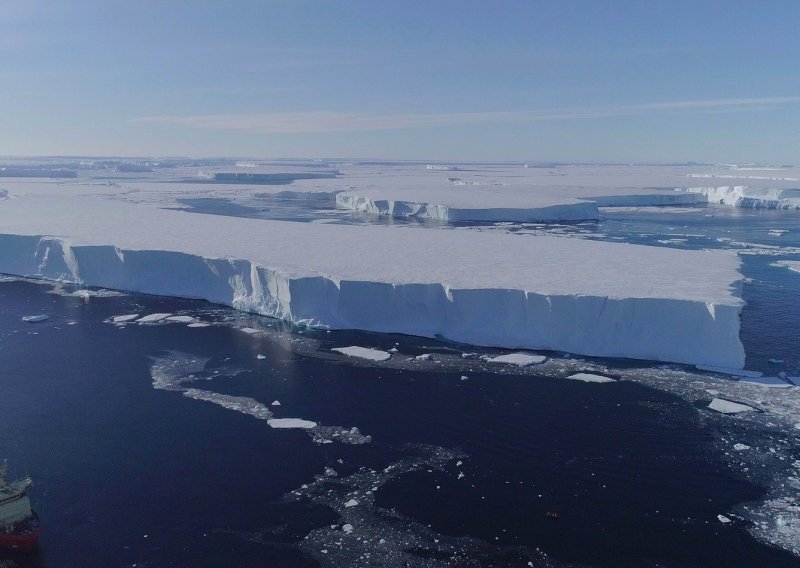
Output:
[[2, 1, 799, 162]]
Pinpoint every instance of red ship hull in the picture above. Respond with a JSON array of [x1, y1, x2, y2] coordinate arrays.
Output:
[[0, 510, 40, 552]]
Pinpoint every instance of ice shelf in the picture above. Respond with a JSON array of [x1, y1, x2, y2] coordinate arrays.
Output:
[[0, 190, 747, 368]]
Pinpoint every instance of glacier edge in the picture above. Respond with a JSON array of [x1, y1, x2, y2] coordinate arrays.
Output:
[[0, 233, 746, 369]]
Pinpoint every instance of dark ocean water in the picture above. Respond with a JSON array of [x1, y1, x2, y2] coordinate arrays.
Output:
[[0, 275, 798, 567], [0, 202, 799, 566]]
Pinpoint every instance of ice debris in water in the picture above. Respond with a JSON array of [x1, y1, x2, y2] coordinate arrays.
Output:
[[332, 346, 392, 361], [256, 354, 266, 359], [21, 314, 48, 323], [487, 352, 547, 366], [733, 443, 751, 451], [415, 353, 432, 361], [708, 398, 757, 414], [718, 514, 732, 524]]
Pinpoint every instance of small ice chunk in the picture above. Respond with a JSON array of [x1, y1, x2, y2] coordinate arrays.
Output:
[[460, 375, 469, 381], [240, 327, 260, 334], [136, 313, 172, 323], [21, 314, 49, 323], [708, 398, 757, 414], [415, 354, 432, 361], [461, 352, 479, 359], [388, 347, 398, 353], [342, 523, 354, 534], [332, 346, 391, 361], [717, 514, 731, 524], [488, 352, 546, 366], [733, 443, 751, 451], [566, 372, 616, 383], [267, 418, 317, 429], [696, 365, 763, 378], [256, 354, 266, 360], [344, 499, 359, 508], [187, 322, 211, 328], [112, 314, 139, 323], [768, 358, 784, 364], [271, 400, 281, 406]]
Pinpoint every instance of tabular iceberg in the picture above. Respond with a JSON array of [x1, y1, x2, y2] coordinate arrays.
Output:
[[0, 190, 746, 368]]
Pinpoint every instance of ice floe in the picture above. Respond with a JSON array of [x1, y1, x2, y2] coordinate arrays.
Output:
[[708, 398, 757, 414], [487, 353, 547, 366], [332, 346, 392, 362], [566, 372, 616, 383]]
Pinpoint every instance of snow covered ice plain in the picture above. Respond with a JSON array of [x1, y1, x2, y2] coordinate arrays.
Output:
[[2, 158, 800, 564], [0, 160, 763, 368]]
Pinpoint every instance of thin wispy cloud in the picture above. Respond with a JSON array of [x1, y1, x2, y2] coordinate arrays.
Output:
[[134, 97, 800, 135]]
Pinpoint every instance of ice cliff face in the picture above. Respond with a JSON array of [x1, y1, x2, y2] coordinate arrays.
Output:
[[0, 233, 745, 369], [678, 186, 800, 209], [335, 192, 600, 222]]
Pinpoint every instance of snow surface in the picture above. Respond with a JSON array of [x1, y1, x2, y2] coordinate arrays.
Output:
[[332, 346, 392, 361], [0, 167, 749, 367]]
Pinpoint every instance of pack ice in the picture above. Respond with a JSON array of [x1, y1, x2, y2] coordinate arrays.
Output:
[[0, 173, 747, 368]]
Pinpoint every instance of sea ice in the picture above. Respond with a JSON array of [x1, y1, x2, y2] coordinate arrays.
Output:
[[738, 376, 793, 388], [267, 418, 317, 429], [415, 354, 432, 361], [166, 315, 197, 323], [136, 313, 172, 323], [332, 346, 392, 362], [344, 499, 359, 508], [733, 443, 751, 451], [488, 353, 547, 366], [566, 373, 616, 383], [708, 398, 757, 414]]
